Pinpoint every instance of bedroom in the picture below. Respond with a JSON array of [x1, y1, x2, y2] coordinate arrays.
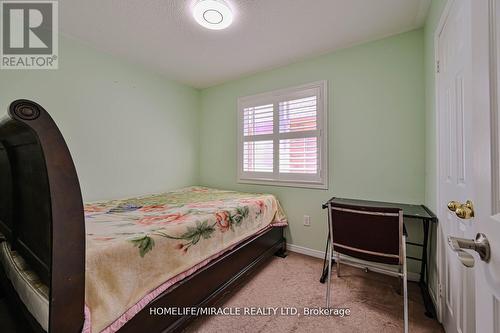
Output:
[[0, 0, 498, 332]]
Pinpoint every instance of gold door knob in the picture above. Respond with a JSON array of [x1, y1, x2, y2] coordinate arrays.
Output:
[[447, 200, 474, 219], [456, 200, 474, 219], [448, 201, 461, 212]]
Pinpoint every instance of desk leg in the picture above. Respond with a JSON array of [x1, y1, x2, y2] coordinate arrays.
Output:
[[419, 219, 436, 318], [420, 219, 429, 284], [320, 231, 332, 283]]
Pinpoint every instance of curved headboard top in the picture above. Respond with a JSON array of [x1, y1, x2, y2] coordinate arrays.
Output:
[[0, 100, 85, 332]]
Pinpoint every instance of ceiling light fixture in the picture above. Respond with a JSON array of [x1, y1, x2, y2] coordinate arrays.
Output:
[[193, 0, 233, 30]]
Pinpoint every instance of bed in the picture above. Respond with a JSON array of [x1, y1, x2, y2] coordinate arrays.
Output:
[[0, 100, 287, 333]]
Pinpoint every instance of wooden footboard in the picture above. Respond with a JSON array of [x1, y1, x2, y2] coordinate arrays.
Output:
[[0, 100, 286, 333]]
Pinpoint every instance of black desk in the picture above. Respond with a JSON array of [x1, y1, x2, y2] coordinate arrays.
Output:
[[320, 197, 438, 318]]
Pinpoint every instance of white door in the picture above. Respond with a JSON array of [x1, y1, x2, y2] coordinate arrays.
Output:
[[437, 1, 476, 332], [438, 1, 500, 333], [471, 0, 500, 332]]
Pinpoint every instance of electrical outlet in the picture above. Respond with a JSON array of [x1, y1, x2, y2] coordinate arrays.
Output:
[[303, 215, 311, 226]]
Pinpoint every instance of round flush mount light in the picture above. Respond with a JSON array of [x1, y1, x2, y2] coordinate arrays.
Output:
[[193, 0, 233, 30]]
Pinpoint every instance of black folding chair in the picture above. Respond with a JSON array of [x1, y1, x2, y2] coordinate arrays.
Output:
[[325, 201, 408, 333]]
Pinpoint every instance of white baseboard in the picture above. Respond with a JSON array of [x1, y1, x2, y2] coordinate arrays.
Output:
[[286, 243, 421, 282], [287, 243, 325, 259]]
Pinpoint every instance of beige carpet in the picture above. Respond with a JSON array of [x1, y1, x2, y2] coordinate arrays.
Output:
[[185, 252, 443, 333]]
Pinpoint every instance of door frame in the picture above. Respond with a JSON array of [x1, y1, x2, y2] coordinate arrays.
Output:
[[489, 0, 500, 217], [433, 0, 454, 323]]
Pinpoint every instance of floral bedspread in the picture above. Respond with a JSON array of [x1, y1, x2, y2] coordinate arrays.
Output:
[[84, 186, 287, 333]]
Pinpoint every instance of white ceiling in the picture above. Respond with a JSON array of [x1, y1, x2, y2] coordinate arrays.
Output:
[[59, 0, 431, 88]]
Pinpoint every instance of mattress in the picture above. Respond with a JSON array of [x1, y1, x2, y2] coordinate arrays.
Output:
[[0, 186, 287, 333], [84, 186, 287, 333], [0, 240, 49, 331]]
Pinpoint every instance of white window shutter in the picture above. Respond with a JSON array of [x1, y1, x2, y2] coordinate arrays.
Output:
[[237, 81, 328, 189]]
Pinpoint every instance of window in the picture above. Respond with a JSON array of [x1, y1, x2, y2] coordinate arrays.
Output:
[[237, 81, 328, 189]]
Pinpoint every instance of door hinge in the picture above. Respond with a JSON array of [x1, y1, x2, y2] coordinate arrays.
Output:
[[436, 60, 440, 73]]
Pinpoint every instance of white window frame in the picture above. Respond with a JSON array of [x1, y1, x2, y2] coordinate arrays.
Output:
[[237, 80, 328, 189]]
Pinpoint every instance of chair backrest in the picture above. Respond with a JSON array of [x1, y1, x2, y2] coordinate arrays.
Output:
[[329, 202, 403, 265]]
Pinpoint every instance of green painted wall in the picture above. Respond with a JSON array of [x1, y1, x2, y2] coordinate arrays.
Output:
[[0, 36, 200, 202], [198, 29, 426, 272]]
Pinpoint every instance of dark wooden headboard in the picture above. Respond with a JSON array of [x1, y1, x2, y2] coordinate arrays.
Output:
[[0, 100, 85, 332]]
